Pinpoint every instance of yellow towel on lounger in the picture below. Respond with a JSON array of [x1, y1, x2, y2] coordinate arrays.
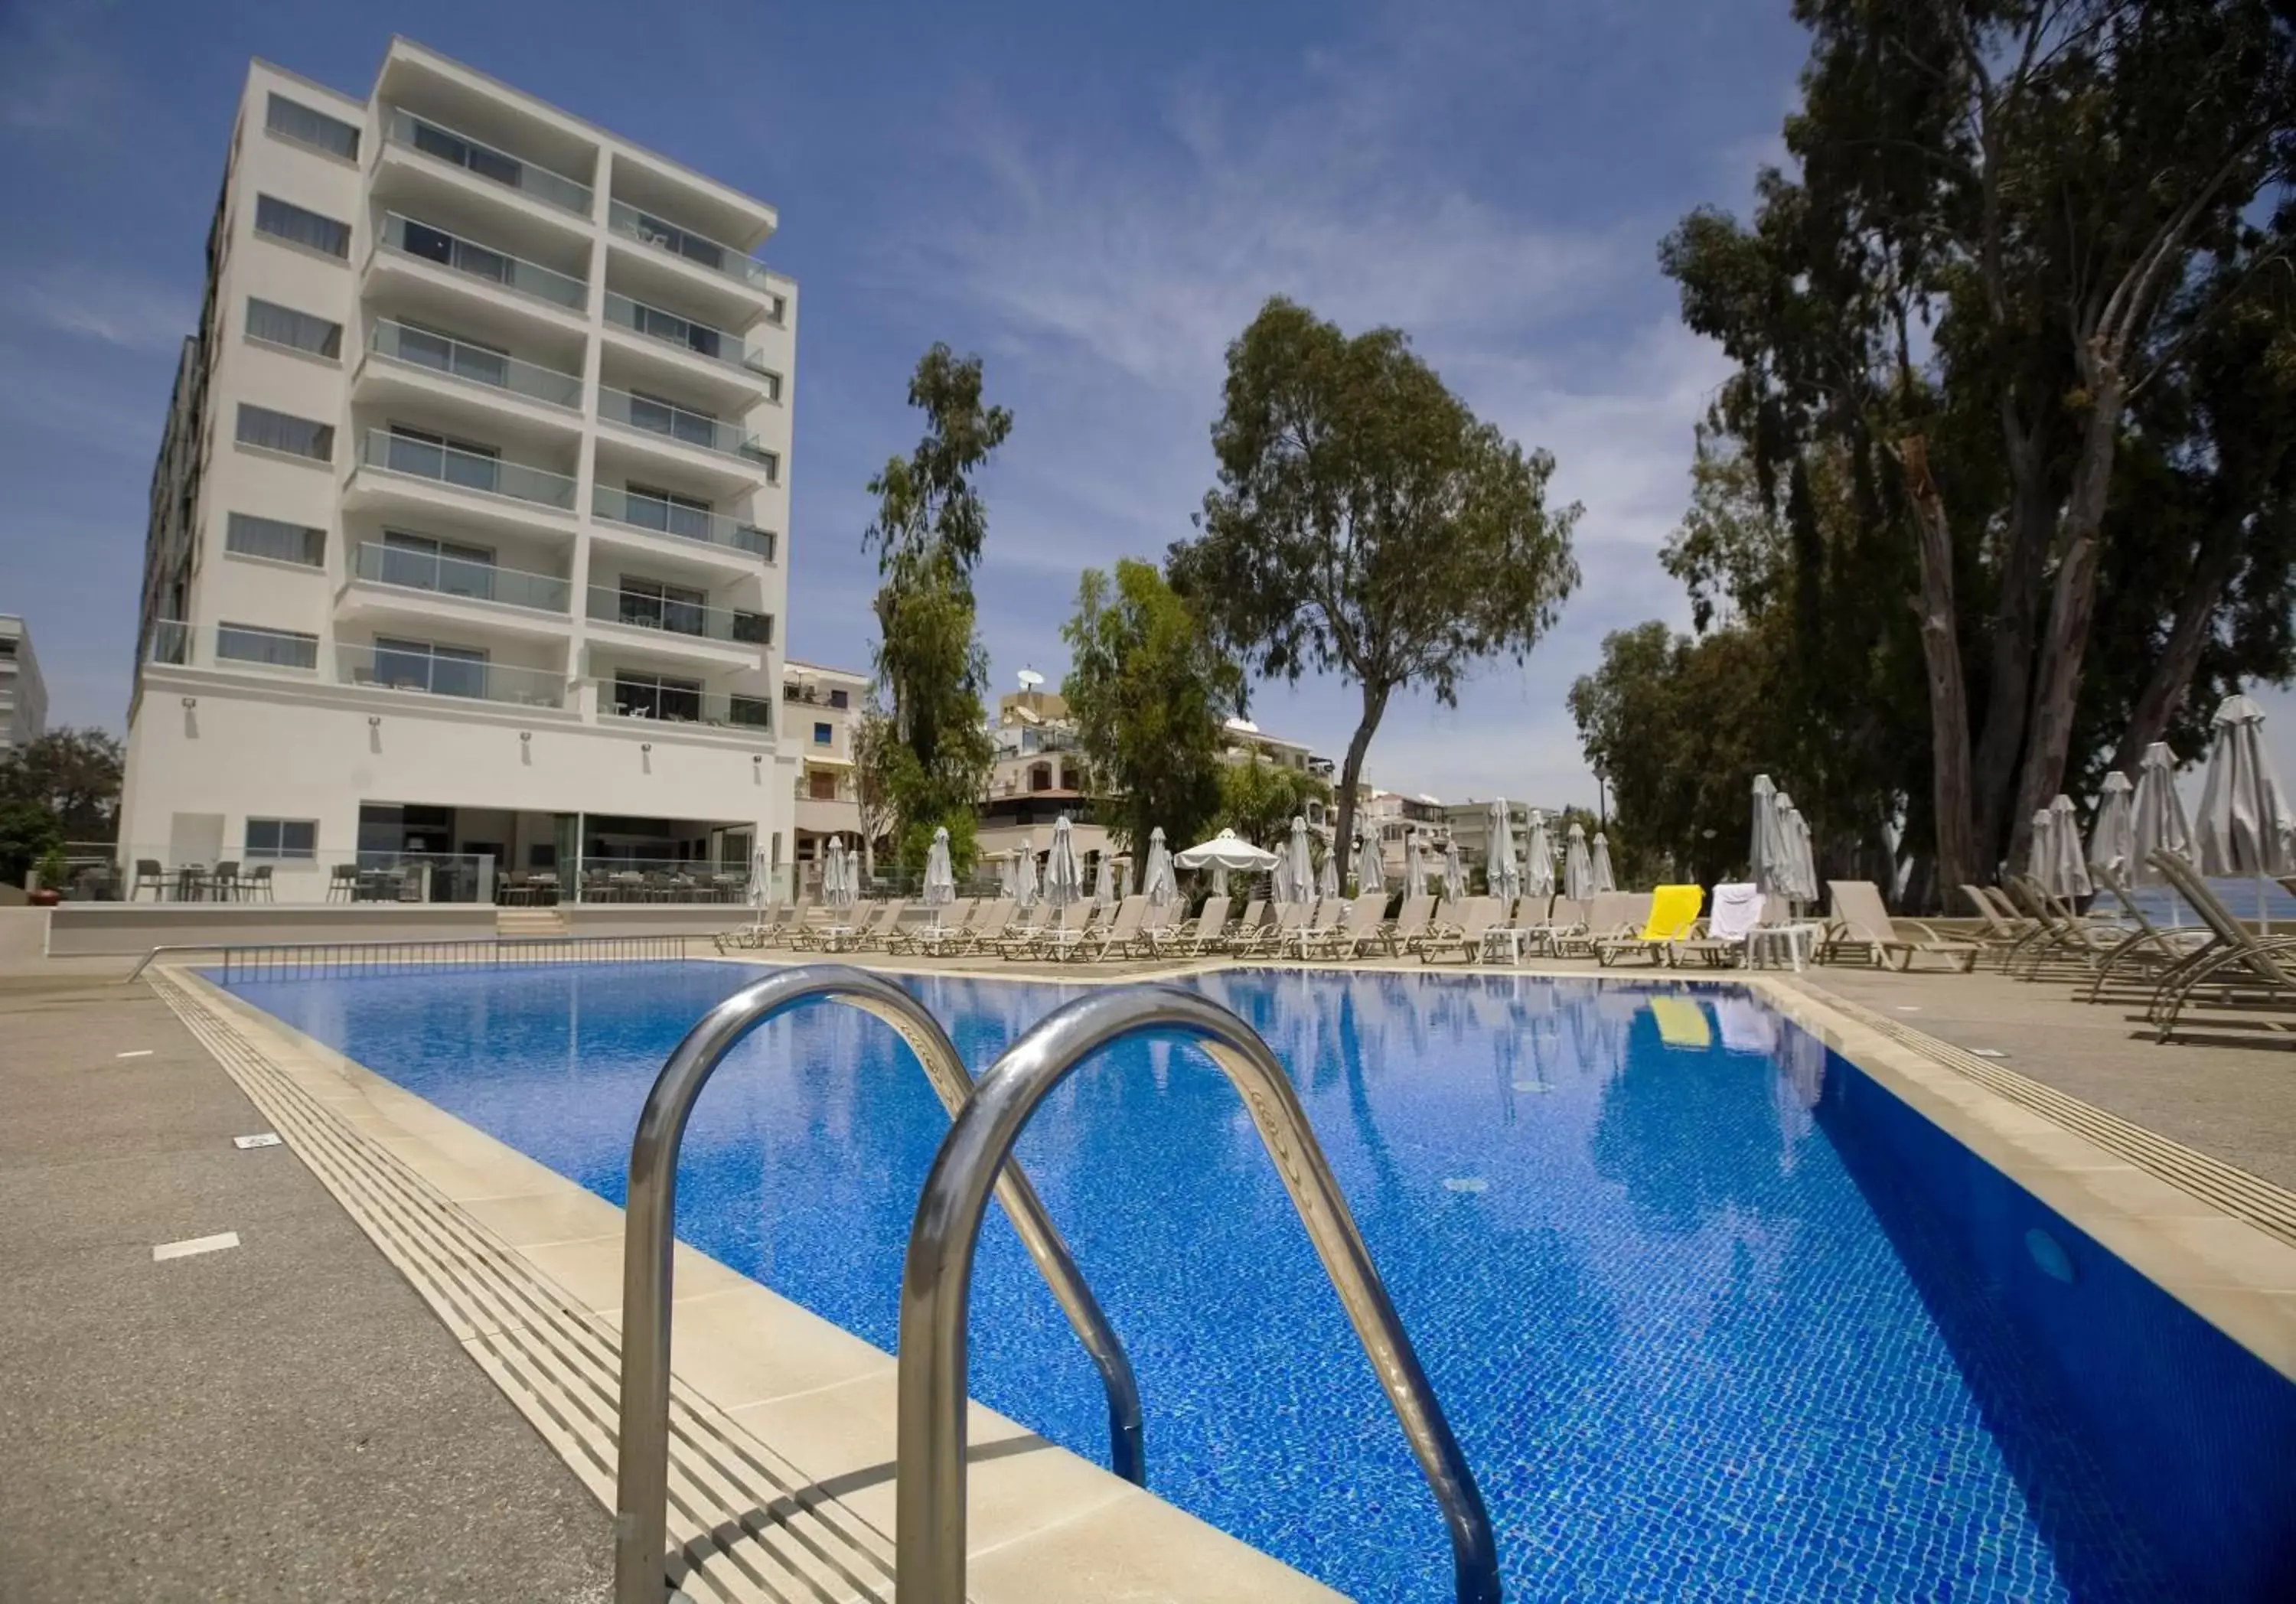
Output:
[[1650, 996, 1714, 1051], [1639, 885, 1704, 941]]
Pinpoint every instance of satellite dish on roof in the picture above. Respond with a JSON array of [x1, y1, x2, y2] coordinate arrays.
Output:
[[1017, 668, 1045, 690]]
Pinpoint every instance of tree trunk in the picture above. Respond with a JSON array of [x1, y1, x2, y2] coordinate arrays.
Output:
[[1969, 417, 2053, 874], [1332, 683, 1391, 873], [2109, 522, 2243, 775], [1896, 435, 1980, 905], [2011, 350, 2128, 852]]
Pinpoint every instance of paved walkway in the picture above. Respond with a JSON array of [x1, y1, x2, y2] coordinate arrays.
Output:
[[0, 971, 609, 1602]]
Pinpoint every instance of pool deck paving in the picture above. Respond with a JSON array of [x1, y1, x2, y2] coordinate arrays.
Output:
[[6, 937, 2296, 1599], [0, 970, 611, 1603]]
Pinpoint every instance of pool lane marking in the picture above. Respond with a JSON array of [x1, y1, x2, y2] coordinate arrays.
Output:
[[153, 1231, 240, 1262], [116, 1049, 155, 1058]]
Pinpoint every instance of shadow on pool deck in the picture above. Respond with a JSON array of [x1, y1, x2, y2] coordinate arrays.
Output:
[[0, 973, 611, 1603]]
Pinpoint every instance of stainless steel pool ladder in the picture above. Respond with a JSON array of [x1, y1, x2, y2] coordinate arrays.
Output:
[[895, 983, 1501, 1604], [611, 965, 1146, 1604]]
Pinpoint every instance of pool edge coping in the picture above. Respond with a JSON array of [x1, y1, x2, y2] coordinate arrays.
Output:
[[150, 961, 1345, 1604]]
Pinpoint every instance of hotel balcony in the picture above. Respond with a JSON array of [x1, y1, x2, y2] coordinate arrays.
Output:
[[593, 676, 774, 737], [354, 318, 585, 431], [338, 541, 575, 646], [602, 290, 778, 398], [596, 384, 775, 475], [147, 620, 192, 667], [584, 583, 769, 670], [590, 484, 775, 565], [378, 106, 595, 222], [347, 429, 580, 540], [605, 199, 785, 313], [337, 641, 568, 709], [368, 211, 591, 334]]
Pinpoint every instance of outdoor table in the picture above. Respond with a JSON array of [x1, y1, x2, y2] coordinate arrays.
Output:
[[171, 864, 207, 901], [1480, 928, 1532, 967], [1746, 924, 1821, 972], [818, 924, 858, 953]]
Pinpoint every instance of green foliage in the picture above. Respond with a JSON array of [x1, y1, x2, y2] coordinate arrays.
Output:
[[0, 728, 123, 843], [1212, 757, 1331, 850], [1060, 559, 1241, 878], [1170, 296, 1581, 857], [897, 810, 977, 878], [1658, 0, 2296, 892], [859, 345, 1006, 845], [0, 800, 64, 887]]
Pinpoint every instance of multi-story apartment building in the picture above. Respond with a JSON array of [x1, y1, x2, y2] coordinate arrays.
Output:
[[1358, 785, 1449, 876], [784, 658, 866, 878], [978, 680, 1111, 870], [119, 42, 797, 901], [0, 616, 47, 754]]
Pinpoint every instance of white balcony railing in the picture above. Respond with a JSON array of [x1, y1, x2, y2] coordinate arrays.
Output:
[[377, 211, 586, 310], [367, 318, 582, 410], [384, 108, 592, 217], [359, 429, 577, 511]]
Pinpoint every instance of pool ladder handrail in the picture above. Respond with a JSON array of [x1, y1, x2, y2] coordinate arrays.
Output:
[[612, 965, 1146, 1604], [895, 983, 1501, 1604]]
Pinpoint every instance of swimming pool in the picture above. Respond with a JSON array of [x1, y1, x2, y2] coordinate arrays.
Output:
[[223, 962, 2295, 1600]]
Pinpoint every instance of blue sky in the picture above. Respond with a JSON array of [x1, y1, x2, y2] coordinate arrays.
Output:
[[0, 0, 1820, 807]]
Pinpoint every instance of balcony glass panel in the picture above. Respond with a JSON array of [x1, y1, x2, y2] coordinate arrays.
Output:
[[354, 541, 570, 613], [386, 109, 591, 215], [606, 200, 775, 291], [377, 212, 585, 309], [602, 291, 772, 376], [338, 643, 564, 707], [597, 677, 773, 732], [147, 621, 191, 665], [586, 585, 769, 644], [368, 319, 581, 409], [360, 429, 576, 510], [591, 484, 773, 558], [595, 385, 764, 460]]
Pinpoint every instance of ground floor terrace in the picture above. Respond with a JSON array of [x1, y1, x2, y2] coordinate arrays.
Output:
[[62, 806, 778, 907], [4, 934, 2291, 1600]]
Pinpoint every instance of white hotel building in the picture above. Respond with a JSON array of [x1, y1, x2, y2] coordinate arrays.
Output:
[[121, 41, 799, 903]]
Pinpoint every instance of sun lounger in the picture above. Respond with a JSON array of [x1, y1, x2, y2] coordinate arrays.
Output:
[[990, 905, 1050, 957], [1234, 902, 1308, 957], [1959, 885, 2040, 967], [1077, 895, 1149, 960], [1022, 901, 1095, 960], [2082, 864, 2215, 1002], [1558, 892, 1649, 958], [712, 904, 788, 954], [887, 898, 975, 956], [1819, 880, 1977, 973], [1521, 895, 1589, 956], [1305, 892, 1389, 959], [1596, 885, 1703, 967], [1221, 898, 1266, 953], [1675, 882, 1766, 968], [2145, 851, 2296, 1039], [1380, 895, 1436, 956], [1151, 894, 1232, 958], [845, 899, 908, 951], [1420, 898, 1501, 963], [2001, 876, 2124, 978]]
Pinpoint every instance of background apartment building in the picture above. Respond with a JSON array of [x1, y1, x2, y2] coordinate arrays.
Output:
[[119, 41, 797, 902], [784, 658, 866, 881], [0, 617, 47, 754]]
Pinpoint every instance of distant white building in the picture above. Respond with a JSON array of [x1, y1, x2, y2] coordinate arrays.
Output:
[[118, 41, 797, 901], [784, 658, 866, 879], [0, 616, 46, 754]]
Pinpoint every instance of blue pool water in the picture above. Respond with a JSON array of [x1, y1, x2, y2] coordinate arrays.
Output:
[[223, 963, 2296, 1600]]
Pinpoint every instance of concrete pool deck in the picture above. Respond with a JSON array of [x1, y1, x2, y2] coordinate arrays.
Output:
[[5, 941, 2296, 1599]]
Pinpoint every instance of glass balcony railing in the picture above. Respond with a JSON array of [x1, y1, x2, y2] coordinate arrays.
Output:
[[354, 542, 572, 614], [146, 620, 192, 665], [338, 643, 566, 707], [595, 679, 774, 733], [595, 384, 768, 463], [602, 291, 772, 377], [360, 429, 578, 510], [377, 212, 586, 309], [385, 108, 592, 217], [606, 200, 779, 302], [367, 319, 582, 410], [591, 484, 775, 559], [585, 584, 769, 646]]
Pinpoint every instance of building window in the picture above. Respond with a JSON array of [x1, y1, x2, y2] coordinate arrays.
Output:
[[225, 512, 325, 567], [253, 194, 351, 259], [245, 298, 342, 358], [757, 449, 781, 484], [216, 623, 318, 670], [1028, 761, 1052, 792], [266, 93, 360, 160], [236, 403, 334, 461], [808, 771, 838, 800], [610, 670, 703, 722], [245, 817, 318, 859], [812, 722, 832, 746], [827, 687, 850, 709], [624, 481, 715, 540], [373, 637, 488, 699]]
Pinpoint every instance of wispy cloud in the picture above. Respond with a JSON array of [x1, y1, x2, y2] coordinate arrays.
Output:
[[0, 5, 131, 136], [18, 267, 194, 353], [866, 20, 1733, 806]]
